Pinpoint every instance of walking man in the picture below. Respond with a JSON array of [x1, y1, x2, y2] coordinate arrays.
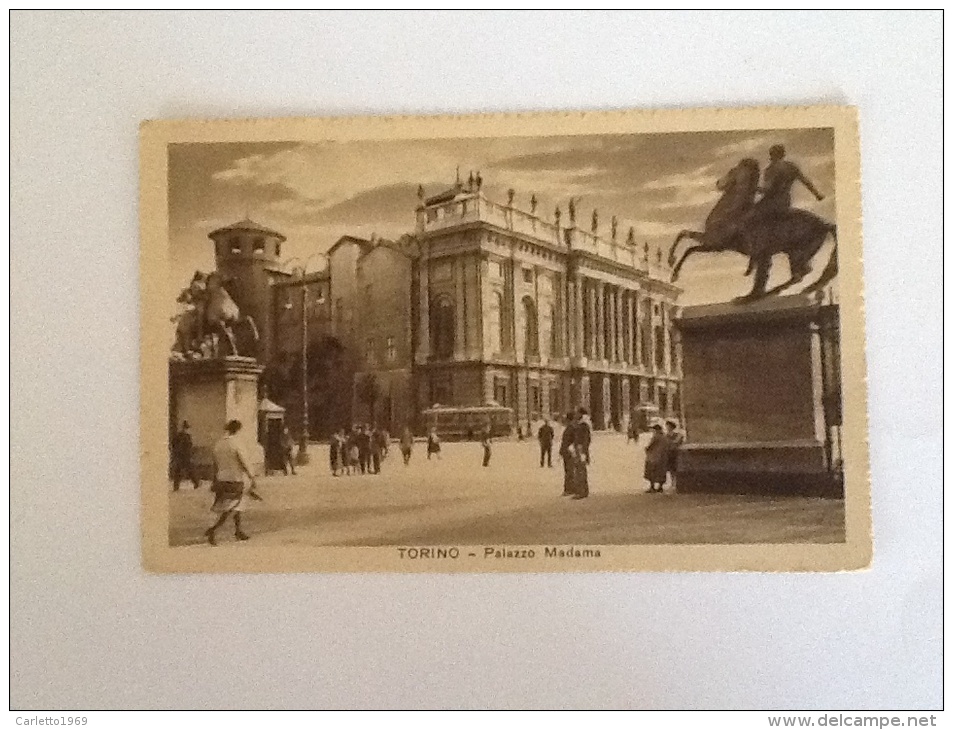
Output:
[[558, 412, 577, 497], [206, 420, 260, 545], [171, 420, 200, 490], [329, 429, 342, 476], [357, 425, 371, 474], [481, 425, 492, 467], [370, 425, 386, 475], [399, 427, 414, 466], [537, 417, 554, 468]]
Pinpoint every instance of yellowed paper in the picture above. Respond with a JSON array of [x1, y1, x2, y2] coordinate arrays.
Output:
[[141, 106, 870, 572]]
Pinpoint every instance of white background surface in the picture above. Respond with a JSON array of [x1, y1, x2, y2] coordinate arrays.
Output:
[[10, 10, 942, 710]]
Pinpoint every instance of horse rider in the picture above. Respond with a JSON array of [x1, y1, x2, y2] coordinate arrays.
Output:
[[750, 145, 824, 225], [741, 144, 826, 260]]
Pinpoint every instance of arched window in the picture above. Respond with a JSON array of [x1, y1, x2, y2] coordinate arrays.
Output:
[[431, 296, 455, 360], [523, 296, 539, 357]]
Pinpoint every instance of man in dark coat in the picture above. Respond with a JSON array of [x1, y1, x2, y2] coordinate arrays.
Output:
[[558, 412, 577, 497], [170, 421, 200, 490], [357, 425, 372, 475], [370, 425, 387, 475], [537, 418, 554, 468]]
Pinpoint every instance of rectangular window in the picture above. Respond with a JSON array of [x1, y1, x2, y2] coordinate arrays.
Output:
[[494, 378, 509, 407], [366, 337, 376, 364], [522, 268, 534, 283], [386, 336, 396, 362]]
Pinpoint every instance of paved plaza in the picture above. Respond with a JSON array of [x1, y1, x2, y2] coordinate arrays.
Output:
[[169, 432, 845, 548]]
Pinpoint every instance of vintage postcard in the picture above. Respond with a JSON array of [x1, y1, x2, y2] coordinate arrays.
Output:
[[140, 106, 871, 573]]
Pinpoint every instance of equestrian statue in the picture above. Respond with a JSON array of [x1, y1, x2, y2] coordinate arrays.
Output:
[[172, 271, 260, 359], [668, 144, 838, 301]]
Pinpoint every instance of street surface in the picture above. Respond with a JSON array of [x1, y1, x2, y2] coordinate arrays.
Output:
[[169, 432, 845, 548]]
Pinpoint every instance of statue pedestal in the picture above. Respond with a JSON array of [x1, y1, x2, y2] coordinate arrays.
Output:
[[675, 295, 842, 498], [169, 356, 265, 479]]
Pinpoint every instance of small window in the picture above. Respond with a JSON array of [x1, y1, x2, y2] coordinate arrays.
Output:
[[275, 242, 281, 258], [229, 236, 241, 254], [253, 237, 265, 254], [386, 336, 396, 362], [522, 268, 534, 283], [366, 337, 376, 363]]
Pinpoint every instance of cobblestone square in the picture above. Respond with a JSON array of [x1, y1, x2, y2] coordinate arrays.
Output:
[[169, 432, 845, 548]]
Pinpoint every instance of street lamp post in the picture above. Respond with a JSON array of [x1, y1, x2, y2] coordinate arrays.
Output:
[[298, 280, 310, 465], [282, 253, 327, 467]]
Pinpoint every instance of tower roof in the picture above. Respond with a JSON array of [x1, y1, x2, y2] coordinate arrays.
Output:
[[208, 218, 287, 242]]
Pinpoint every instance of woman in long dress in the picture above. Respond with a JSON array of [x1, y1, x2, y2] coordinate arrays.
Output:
[[643, 423, 670, 493]]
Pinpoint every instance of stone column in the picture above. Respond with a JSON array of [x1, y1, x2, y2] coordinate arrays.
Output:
[[662, 302, 672, 375], [633, 292, 640, 365], [622, 289, 635, 365], [647, 296, 657, 373], [615, 288, 623, 363], [587, 280, 597, 359], [574, 277, 584, 359], [454, 256, 466, 359], [417, 259, 430, 363], [595, 281, 605, 363], [607, 286, 617, 362]]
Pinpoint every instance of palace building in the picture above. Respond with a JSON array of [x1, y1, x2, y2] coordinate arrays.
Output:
[[413, 178, 682, 433], [199, 175, 682, 439]]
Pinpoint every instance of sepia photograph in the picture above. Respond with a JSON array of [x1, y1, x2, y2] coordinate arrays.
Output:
[[140, 106, 870, 572]]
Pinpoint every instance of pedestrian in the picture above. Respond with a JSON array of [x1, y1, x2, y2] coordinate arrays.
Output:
[[399, 426, 414, 466], [665, 419, 684, 491], [357, 425, 371, 474], [281, 427, 297, 476], [170, 420, 200, 490], [427, 428, 441, 460], [537, 417, 554, 468], [576, 407, 593, 465], [346, 431, 359, 476], [481, 425, 492, 467], [644, 422, 670, 493], [205, 420, 261, 545], [558, 412, 577, 497], [329, 430, 341, 476], [370, 425, 386, 475]]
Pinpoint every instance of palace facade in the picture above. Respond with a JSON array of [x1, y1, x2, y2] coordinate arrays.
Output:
[[413, 180, 682, 432], [198, 177, 682, 438]]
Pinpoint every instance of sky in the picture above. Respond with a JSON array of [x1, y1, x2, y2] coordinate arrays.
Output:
[[168, 127, 836, 307]]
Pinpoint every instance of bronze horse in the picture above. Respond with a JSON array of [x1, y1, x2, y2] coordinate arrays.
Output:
[[668, 158, 838, 300], [173, 271, 260, 358]]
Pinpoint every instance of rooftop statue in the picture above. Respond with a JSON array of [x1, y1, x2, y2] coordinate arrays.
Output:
[[668, 146, 837, 301]]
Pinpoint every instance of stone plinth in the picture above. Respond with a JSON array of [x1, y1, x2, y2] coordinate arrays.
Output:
[[169, 356, 265, 479], [675, 295, 842, 498]]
